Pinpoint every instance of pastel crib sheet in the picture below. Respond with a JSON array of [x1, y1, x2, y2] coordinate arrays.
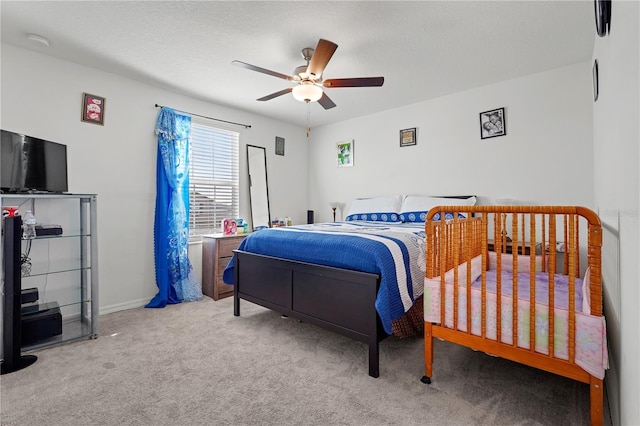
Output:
[[424, 268, 608, 379]]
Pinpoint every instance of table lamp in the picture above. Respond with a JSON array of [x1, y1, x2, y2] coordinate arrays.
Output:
[[329, 202, 339, 222]]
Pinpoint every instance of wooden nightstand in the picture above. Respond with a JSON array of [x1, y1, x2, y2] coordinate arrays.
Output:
[[202, 233, 247, 300], [487, 239, 532, 255]]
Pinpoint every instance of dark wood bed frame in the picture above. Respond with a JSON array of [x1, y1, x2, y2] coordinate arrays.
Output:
[[233, 250, 385, 377], [232, 196, 475, 378]]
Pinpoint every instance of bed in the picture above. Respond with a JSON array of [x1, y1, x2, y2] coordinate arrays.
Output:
[[421, 205, 608, 426], [223, 194, 476, 377]]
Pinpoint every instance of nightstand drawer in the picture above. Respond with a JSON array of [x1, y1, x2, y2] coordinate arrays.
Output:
[[217, 257, 233, 280], [219, 237, 242, 256]]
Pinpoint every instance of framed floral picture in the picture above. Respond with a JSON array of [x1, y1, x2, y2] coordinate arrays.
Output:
[[479, 107, 505, 139], [81, 93, 105, 125], [337, 140, 354, 167]]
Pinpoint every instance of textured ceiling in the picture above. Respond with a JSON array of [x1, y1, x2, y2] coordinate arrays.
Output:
[[1, 1, 595, 128]]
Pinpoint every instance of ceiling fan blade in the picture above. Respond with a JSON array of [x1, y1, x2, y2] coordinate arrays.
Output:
[[323, 77, 385, 88], [232, 60, 293, 81], [257, 87, 293, 101], [307, 39, 338, 78], [318, 92, 337, 110]]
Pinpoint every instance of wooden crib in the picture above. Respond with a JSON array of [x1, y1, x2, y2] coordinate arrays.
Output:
[[421, 206, 607, 426]]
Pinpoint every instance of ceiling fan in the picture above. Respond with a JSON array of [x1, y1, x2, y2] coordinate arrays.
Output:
[[232, 39, 384, 110]]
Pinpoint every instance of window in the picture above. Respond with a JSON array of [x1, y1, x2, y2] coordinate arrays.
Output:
[[188, 122, 239, 241]]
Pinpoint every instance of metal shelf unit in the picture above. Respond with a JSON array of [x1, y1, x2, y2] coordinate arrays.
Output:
[[1, 193, 98, 351]]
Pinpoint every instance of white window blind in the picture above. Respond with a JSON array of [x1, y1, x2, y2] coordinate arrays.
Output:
[[189, 123, 239, 240]]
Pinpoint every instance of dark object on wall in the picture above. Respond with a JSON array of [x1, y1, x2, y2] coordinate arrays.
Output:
[[275, 137, 285, 156], [1, 129, 68, 193], [593, 59, 599, 102], [594, 0, 611, 37], [399, 128, 417, 147], [1, 216, 37, 375], [81, 93, 106, 125], [479, 107, 506, 140], [307, 210, 314, 224]]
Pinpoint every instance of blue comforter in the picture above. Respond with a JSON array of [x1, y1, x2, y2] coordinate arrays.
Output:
[[222, 221, 426, 334]]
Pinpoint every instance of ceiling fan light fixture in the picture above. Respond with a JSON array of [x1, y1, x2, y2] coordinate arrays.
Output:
[[292, 84, 323, 103]]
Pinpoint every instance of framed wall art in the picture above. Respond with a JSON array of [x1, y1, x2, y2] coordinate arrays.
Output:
[[479, 107, 506, 139], [275, 136, 285, 156], [400, 128, 417, 147], [81, 93, 105, 125], [337, 140, 354, 167]]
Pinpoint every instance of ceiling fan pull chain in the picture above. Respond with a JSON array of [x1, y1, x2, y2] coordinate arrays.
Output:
[[306, 103, 311, 138]]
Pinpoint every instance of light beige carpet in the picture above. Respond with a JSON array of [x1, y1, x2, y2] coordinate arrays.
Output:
[[1, 296, 611, 425]]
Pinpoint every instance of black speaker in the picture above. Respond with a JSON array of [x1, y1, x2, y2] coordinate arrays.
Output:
[[21, 304, 62, 346], [307, 210, 314, 224], [1, 215, 37, 375]]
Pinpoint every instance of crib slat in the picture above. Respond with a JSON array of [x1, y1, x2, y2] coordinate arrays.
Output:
[[439, 216, 446, 326], [464, 214, 472, 335], [568, 215, 576, 364], [548, 214, 556, 358], [511, 212, 518, 348], [452, 212, 459, 331], [495, 214, 502, 343], [542, 214, 547, 273], [481, 213, 488, 339], [529, 213, 536, 353]]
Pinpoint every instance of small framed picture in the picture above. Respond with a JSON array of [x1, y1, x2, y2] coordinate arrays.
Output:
[[479, 107, 506, 139], [400, 128, 417, 147], [592, 59, 599, 102], [337, 140, 354, 167], [275, 136, 285, 156], [81, 93, 105, 125]]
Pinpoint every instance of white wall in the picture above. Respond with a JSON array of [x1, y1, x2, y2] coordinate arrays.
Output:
[[592, 2, 640, 424], [309, 62, 594, 223], [0, 44, 308, 313]]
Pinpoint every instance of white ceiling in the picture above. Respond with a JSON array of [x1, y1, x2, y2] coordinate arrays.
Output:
[[1, 1, 595, 128]]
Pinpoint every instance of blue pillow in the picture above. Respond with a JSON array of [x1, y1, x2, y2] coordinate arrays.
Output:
[[398, 211, 466, 222], [399, 211, 428, 223], [346, 212, 400, 222]]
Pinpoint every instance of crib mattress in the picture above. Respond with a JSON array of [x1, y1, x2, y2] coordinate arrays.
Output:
[[424, 268, 608, 379]]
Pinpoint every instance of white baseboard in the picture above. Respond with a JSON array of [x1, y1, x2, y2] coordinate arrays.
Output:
[[98, 298, 149, 316]]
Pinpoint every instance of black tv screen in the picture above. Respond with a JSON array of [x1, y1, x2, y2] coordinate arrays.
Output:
[[1, 130, 68, 193]]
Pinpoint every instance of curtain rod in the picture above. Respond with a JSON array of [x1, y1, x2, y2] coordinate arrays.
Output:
[[154, 104, 251, 129]]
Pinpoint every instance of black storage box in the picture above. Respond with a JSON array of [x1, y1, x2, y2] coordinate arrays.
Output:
[[35, 225, 63, 236]]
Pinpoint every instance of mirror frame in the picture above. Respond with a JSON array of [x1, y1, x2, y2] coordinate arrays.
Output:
[[246, 144, 271, 231]]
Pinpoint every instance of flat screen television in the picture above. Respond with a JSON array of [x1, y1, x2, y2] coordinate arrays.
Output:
[[1, 129, 68, 193]]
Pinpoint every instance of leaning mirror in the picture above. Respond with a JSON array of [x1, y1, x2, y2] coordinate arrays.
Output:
[[247, 145, 271, 231]]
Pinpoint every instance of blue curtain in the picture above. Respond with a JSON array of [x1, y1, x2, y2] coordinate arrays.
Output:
[[146, 107, 202, 308]]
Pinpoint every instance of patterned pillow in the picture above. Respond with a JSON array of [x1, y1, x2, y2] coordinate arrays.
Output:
[[345, 195, 402, 222], [346, 212, 401, 222], [400, 195, 476, 222]]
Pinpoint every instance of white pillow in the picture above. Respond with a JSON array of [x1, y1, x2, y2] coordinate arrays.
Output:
[[400, 195, 476, 222], [345, 195, 403, 222]]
